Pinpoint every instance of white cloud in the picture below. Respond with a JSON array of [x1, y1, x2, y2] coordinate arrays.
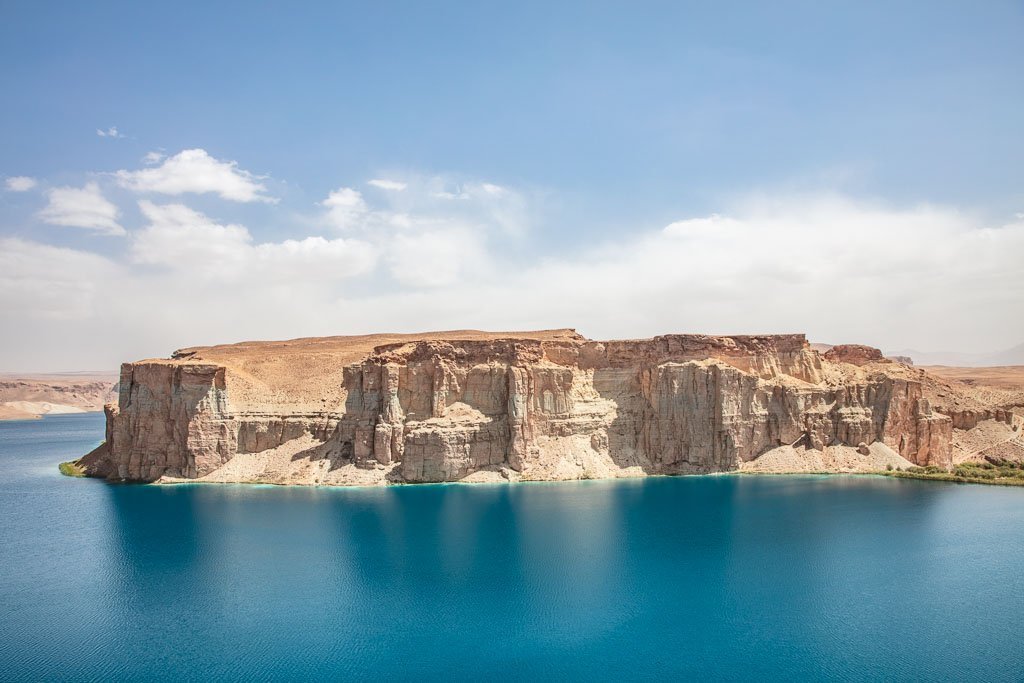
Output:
[[37, 182, 125, 235], [311, 193, 1024, 353], [96, 126, 125, 138], [368, 178, 407, 191], [4, 176, 37, 192], [132, 200, 376, 282], [4, 184, 1024, 370], [115, 148, 275, 203], [321, 175, 529, 237], [322, 187, 368, 230], [252, 236, 378, 281], [142, 151, 165, 165], [132, 201, 252, 274], [385, 228, 487, 287], [0, 238, 120, 320], [317, 177, 513, 286]]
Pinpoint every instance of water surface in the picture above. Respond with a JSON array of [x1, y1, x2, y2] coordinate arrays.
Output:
[[2, 413, 1024, 681]]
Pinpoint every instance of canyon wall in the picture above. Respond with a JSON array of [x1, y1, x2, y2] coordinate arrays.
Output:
[[77, 331, 971, 485]]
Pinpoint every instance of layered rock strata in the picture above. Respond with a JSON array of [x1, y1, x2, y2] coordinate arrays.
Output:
[[77, 330, 1003, 485]]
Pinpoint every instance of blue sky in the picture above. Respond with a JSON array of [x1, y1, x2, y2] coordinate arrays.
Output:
[[2, 1, 1023, 370]]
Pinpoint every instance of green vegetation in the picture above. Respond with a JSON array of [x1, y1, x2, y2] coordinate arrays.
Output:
[[884, 460, 1024, 486], [58, 460, 86, 477]]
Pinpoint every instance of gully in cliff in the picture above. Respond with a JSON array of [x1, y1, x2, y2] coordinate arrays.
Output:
[[62, 329, 1020, 487]]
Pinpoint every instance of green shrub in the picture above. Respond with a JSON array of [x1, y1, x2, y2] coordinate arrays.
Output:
[[58, 460, 85, 477]]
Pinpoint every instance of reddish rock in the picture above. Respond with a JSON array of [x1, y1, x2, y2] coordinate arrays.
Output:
[[824, 344, 885, 366]]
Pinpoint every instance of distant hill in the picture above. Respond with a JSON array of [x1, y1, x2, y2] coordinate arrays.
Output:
[[884, 342, 1024, 367], [810, 341, 1024, 367], [0, 373, 118, 420]]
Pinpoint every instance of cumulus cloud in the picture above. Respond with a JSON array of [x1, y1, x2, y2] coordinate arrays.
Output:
[[96, 126, 125, 138], [510, 196, 1021, 348], [310, 193, 1023, 353], [368, 178, 407, 191], [115, 148, 275, 203], [142, 151, 165, 165], [132, 201, 252, 275], [318, 177, 515, 286], [3, 184, 1023, 370], [321, 175, 529, 234], [4, 176, 37, 192], [37, 182, 124, 235], [132, 200, 376, 282], [322, 187, 369, 230]]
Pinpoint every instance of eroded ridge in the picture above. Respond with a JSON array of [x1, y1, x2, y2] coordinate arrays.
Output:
[[74, 330, 1019, 486]]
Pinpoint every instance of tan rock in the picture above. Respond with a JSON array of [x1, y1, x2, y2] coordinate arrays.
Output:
[[824, 344, 885, 366], [76, 330, 1013, 485]]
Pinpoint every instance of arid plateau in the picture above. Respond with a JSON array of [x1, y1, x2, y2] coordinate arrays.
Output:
[[61, 329, 1023, 487]]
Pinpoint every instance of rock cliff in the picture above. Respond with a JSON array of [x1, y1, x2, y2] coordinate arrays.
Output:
[[75, 330, 1016, 486]]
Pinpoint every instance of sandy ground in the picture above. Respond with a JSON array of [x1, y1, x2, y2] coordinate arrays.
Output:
[[921, 365, 1024, 389], [740, 442, 916, 474], [0, 402, 88, 420], [949, 417, 1024, 464], [160, 434, 401, 487], [920, 365, 1024, 413], [0, 372, 118, 420]]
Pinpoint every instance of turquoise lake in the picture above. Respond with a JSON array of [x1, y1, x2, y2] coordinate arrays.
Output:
[[2, 413, 1024, 681]]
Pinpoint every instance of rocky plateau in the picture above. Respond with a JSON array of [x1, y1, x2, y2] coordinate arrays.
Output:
[[72, 330, 1023, 486]]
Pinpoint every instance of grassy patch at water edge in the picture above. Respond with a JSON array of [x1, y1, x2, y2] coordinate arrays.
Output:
[[882, 461, 1024, 487], [58, 460, 86, 477]]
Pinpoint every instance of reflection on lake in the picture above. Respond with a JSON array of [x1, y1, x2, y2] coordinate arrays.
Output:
[[2, 413, 1024, 680]]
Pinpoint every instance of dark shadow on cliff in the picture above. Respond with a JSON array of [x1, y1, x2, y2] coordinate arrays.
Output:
[[590, 367, 662, 475]]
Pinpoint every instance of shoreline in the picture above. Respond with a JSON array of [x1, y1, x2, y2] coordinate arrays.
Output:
[[58, 464, 1024, 491], [882, 470, 1024, 487], [0, 408, 104, 422]]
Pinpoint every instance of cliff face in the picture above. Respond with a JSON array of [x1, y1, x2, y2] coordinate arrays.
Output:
[[74, 330, 1000, 486], [339, 335, 954, 482]]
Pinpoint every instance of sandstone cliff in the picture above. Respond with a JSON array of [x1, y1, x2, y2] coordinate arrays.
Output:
[[75, 330, 1019, 486]]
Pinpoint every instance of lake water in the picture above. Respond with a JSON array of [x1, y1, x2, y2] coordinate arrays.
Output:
[[2, 413, 1024, 681]]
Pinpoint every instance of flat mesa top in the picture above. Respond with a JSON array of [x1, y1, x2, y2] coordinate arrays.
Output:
[[127, 329, 815, 412], [168, 329, 585, 366], [163, 329, 811, 366], [144, 330, 584, 409]]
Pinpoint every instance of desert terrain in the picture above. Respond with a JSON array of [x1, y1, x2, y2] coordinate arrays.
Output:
[[0, 373, 118, 420], [64, 330, 1021, 487]]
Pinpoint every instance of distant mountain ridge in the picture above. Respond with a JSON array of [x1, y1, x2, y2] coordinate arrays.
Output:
[[0, 373, 118, 420], [885, 342, 1024, 367]]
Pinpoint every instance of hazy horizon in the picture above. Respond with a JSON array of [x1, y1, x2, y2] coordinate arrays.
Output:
[[3, 2, 1023, 371]]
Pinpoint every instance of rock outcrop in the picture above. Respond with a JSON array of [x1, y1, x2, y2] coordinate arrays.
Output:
[[76, 330, 1009, 486]]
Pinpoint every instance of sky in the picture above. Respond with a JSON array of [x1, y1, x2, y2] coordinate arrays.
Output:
[[1, 1, 1023, 371]]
